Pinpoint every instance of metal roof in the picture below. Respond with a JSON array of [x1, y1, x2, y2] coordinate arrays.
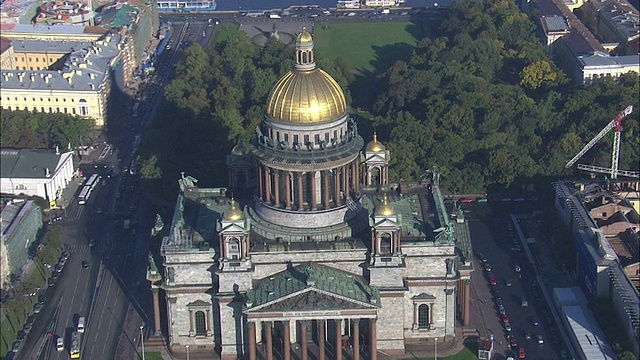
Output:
[[563, 305, 616, 360], [541, 15, 570, 32], [0, 148, 71, 179]]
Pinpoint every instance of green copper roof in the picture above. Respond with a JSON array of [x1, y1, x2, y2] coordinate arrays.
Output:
[[247, 263, 380, 310]]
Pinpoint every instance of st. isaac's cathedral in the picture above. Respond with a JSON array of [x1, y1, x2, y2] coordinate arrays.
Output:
[[160, 28, 474, 359]]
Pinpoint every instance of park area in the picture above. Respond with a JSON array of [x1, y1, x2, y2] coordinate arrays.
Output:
[[215, 20, 425, 73]]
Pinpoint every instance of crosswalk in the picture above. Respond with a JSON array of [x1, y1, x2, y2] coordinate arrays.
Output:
[[64, 244, 91, 253]]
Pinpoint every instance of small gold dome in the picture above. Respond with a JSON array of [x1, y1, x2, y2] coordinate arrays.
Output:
[[224, 199, 244, 221], [265, 69, 347, 123], [376, 194, 395, 217], [297, 29, 313, 44], [366, 133, 385, 152], [231, 142, 250, 156]]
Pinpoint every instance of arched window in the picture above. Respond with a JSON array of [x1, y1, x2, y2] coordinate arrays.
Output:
[[78, 99, 89, 116], [195, 311, 206, 335], [418, 304, 430, 329], [379, 233, 392, 255], [227, 238, 241, 259]]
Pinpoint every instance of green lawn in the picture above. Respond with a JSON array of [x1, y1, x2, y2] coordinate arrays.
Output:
[[312, 21, 421, 72], [137, 352, 164, 360], [402, 341, 479, 360]]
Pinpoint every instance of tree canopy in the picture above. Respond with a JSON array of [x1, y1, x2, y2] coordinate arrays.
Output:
[[0, 110, 94, 149]]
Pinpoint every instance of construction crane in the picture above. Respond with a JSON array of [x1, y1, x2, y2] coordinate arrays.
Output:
[[565, 105, 638, 179]]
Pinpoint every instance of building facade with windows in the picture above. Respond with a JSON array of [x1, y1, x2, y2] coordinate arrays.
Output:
[[0, 34, 124, 127], [161, 30, 474, 360], [0, 148, 75, 207]]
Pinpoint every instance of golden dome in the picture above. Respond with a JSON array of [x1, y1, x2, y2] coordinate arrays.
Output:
[[376, 194, 395, 217], [224, 199, 244, 221], [265, 68, 347, 123], [231, 142, 250, 156], [366, 133, 385, 152], [297, 29, 313, 44]]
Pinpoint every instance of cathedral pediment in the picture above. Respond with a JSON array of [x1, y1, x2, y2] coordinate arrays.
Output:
[[365, 154, 386, 163], [374, 218, 398, 228], [219, 222, 246, 233], [246, 262, 381, 312], [247, 288, 376, 313]]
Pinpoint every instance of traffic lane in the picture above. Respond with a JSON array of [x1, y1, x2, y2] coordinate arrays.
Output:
[[83, 269, 125, 360]]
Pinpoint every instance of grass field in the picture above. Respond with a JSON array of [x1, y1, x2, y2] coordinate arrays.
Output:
[[312, 21, 421, 73]]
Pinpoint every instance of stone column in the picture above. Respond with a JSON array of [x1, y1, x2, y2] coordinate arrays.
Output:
[[335, 319, 343, 360], [258, 165, 264, 201], [263, 166, 271, 204], [464, 280, 471, 326], [353, 319, 360, 360], [369, 319, 377, 360], [318, 320, 326, 360], [354, 159, 360, 192], [152, 287, 161, 335], [351, 162, 357, 192], [297, 173, 304, 210], [334, 170, 341, 206], [323, 171, 330, 209], [189, 310, 194, 336], [283, 320, 291, 360], [342, 166, 349, 198], [273, 170, 280, 207], [266, 321, 273, 360], [248, 322, 256, 360], [300, 320, 308, 360], [285, 172, 292, 209], [311, 171, 317, 210]]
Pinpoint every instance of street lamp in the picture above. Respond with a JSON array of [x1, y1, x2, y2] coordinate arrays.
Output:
[[434, 337, 438, 360], [140, 325, 146, 360], [186, 345, 190, 360]]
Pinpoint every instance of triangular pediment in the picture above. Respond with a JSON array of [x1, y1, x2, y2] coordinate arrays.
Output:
[[365, 154, 386, 163], [187, 300, 211, 307], [219, 222, 246, 233], [374, 218, 398, 228], [247, 288, 376, 313]]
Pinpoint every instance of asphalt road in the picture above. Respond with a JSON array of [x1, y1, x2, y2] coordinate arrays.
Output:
[[464, 202, 570, 360]]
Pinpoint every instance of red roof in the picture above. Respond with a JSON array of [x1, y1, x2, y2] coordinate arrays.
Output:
[[0, 36, 12, 55]]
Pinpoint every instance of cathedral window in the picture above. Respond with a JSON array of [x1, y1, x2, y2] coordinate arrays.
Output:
[[418, 304, 430, 329], [227, 238, 241, 260], [195, 311, 206, 335], [379, 233, 392, 255]]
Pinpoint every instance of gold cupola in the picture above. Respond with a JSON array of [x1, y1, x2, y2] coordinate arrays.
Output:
[[375, 194, 395, 217], [366, 132, 386, 152], [265, 27, 347, 124], [223, 198, 244, 221]]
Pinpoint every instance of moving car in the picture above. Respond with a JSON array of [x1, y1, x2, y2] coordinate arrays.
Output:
[[519, 347, 526, 359], [536, 334, 544, 344], [82, 261, 89, 269], [56, 337, 64, 351], [506, 279, 512, 287]]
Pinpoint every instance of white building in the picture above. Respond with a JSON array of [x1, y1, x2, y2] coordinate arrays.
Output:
[[0, 148, 75, 207]]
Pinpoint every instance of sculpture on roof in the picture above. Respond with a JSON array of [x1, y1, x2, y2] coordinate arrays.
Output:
[[178, 172, 198, 191]]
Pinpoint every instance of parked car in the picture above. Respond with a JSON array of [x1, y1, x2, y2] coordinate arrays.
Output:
[[509, 335, 518, 348], [490, 276, 497, 285], [502, 314, 509, 323], [34, 302, 44, 314], [484, 263, 492, 272], [11, 340, 21, 352], [504, 322, 512, 332], [459, 197, 474, 204], [498, 304, 506, 315]]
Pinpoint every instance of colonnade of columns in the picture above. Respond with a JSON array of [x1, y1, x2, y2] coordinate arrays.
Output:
[[248, 318, 377, 360], [257, 161, 359, 211]]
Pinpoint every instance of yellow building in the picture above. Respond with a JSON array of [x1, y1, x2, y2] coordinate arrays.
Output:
[[0, 35, 123, 127]]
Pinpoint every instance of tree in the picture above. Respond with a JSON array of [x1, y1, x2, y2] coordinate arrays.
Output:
[[520, 60, 557, 89]]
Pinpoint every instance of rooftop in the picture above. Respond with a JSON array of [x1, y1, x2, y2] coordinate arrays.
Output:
[[1, 34, 122, 92], [0, 148, 73, 179], [578, 52, 640, 67], [541, 15, 570, 33]]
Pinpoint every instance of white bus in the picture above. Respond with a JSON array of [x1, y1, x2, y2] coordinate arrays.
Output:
[[78, 174, 100, 205]]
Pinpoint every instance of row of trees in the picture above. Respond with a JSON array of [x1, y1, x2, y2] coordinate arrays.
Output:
[[0, 110, 94, 150], [137, 0, 638, 200]]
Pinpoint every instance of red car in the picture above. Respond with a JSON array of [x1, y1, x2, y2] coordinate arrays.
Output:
[[502, 314, 509, 323], [459, 197, 474, 204], [519, 347, 526, 359], [490, 276, 497, 285]]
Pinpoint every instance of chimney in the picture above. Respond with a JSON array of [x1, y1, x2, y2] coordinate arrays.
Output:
[[45, 168, 51, 177], [17, 72, 24, 82], [29, 73, 35, 82], [55, 145, 59, 154]]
